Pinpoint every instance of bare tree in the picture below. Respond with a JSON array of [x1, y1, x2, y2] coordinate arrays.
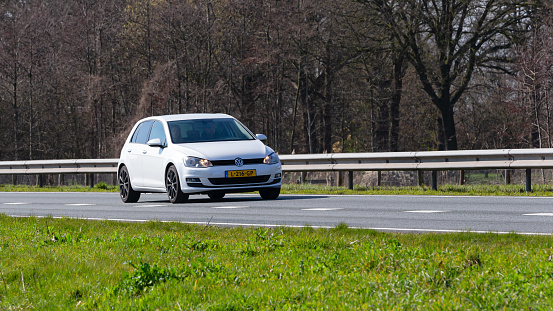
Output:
[[362, 0, 536, 150], [0, 0, 545, 164], [514, 8, 553, 148], [284, 0, 360, 153], [0, 1, 26, 160], [347, 3, 408, 152]]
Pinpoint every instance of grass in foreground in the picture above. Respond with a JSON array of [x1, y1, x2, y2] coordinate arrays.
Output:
[[1, 216, 553, 310], [3, 182, 553, 196]]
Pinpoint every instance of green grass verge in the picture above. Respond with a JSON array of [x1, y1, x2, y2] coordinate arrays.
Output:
[[0, 216, 552, 309], [3, 182, 553, 196]]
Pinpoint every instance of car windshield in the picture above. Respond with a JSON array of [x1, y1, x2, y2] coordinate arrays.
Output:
[[168, 118, 255, 144]]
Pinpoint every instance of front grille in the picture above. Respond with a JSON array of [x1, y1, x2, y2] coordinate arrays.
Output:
[[208, 175, 270, 185], [211, 158, 264, 166]]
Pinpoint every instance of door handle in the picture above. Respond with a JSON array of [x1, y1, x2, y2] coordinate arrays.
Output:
[[127, 149, 132, 153], [142, 150, 147, 154]]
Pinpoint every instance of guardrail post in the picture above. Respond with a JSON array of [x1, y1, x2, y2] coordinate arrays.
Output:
[[37, 175, 43, 188], [526, 169, 532, 192], [431, 171, 438, 191], [377, 171, 382, 187], [301, 172, 307, 184], [460, 170, 465, 185], [11, 175, 16, 185], [348, 171, 353, 190], [418, 171, 424, 187], [88, 174, 95, 188]]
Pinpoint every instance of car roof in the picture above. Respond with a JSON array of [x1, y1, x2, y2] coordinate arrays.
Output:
[[144, 113, 235, 122]]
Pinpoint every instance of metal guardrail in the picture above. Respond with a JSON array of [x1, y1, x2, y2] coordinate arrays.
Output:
[[0, 159, 118, 187], [279, 149, 553, 191], [1, 148, 553, 191], [278, 149, 553, 171], [0, 159, 119, 175]]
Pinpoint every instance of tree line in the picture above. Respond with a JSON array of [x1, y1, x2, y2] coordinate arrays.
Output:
[[0, 0, 549, 161]]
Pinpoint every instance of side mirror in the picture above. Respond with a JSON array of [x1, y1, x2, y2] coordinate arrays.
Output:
[[256, 134, 267, 141], [147, 138, 165, 148]]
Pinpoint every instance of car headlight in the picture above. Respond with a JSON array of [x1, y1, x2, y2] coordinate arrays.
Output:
[[184, 156, 213, 168], [263, 152, 279, 164]]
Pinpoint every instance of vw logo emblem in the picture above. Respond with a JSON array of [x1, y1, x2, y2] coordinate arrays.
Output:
[[234, 157, 244, 167]]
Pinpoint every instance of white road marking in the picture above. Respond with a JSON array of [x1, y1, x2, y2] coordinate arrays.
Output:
[[302, 208, 344, 211], [65, 204, 95, 206], [211, 206, 248, 209], [405, 210, 445, 213], [3, 202, 27, 205], [135, 204, 168, 208], [523, 213, 553, 216], [6, 214, 553, 236]]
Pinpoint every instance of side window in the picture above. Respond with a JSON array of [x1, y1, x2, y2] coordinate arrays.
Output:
[[134, 120, 154, 144], [130, 123, 142, 143], [148, 121, 166, 145]]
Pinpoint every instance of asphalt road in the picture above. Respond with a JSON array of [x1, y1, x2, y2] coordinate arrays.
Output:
[[1, 192, 553, 234]]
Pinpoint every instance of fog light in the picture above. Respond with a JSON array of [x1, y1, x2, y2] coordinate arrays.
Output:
[[275, 173, 282, 178], [186, 177, 201, 182]]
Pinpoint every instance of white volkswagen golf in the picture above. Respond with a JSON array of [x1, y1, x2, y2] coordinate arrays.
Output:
[[117, 114, 282, 203]]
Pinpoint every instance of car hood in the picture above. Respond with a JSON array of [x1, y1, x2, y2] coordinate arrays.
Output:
[[172, 140, 272, 160]]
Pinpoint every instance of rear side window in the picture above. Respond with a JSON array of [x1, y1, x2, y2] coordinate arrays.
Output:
[[131, 120, 154, 144], [130, 123, 142, 143]]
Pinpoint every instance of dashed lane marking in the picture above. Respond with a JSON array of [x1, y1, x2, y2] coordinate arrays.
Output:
[[523, 213, 553, 216], [2, 202, 27, 205], [211, 206, 248, 209], [302, 208, 344, 211]]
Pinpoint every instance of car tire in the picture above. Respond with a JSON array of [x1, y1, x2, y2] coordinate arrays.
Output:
[[166, 165, 189, 203], [259, 187, 280, 200], [119, 166, 140, 203], [208, 193, 225, 200]]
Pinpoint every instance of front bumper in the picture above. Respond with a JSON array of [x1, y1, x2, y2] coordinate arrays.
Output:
[[178, 163, 282, 194]]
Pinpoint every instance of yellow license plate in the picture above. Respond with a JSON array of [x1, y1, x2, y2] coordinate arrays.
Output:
[[226, 170, 256, 178]]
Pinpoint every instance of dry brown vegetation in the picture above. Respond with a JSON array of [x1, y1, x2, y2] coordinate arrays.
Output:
[[0, 0, 551, 161]]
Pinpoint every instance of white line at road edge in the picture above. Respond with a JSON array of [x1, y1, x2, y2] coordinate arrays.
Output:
[[6, 214, 553, 236]]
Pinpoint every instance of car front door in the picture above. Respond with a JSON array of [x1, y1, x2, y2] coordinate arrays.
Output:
[[141, 120, 168, 190]]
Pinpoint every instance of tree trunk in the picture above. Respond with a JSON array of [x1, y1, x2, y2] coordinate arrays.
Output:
[[303, 72, 318, 153], [323, 103, 332, 153], [375, 102, 389, 151], [12, 57, 20, 160], [12, 79, 19, 160], [289, 59, 302, 153], [438, 102, 458, 151], [389, 51, 404, 152]]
